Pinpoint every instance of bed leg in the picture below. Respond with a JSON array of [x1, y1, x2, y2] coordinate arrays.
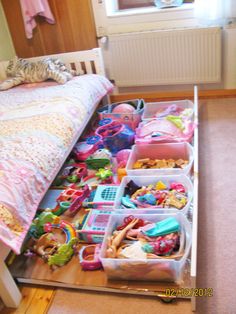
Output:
[[0, 259, 21, 308]]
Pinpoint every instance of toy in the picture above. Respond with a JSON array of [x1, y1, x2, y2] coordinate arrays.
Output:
[[33, 233, 59, 258], [86, 149, 112, 170], [116, 149, 131, 165], [47, 238, 78, 267], [98, 99, 144, 130], [133, 158, 188, 170], [106, 216, 182, 260], [73, 136, 103, 161], [96, 119, 135, 155], [77, 209, 112, 243], [53, 163, 88, 185], [135, 117, 195, 144], [29, 211, 57, 239], [79, 244, 102, 270], [95, 168, 113, 182], [44, 218, 77, 243], [56, 184, 90, 213], [116, 149, 131, 182], [90, 185, 119, 209], [121, 180, 188, 210], [112, 103, 135, 114], [106, 218, 139, 258]]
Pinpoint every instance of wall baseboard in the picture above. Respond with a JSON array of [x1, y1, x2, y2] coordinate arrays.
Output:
[[110, 89, 236, 102]]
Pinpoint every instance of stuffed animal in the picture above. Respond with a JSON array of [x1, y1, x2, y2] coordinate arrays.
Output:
[[0, 56, 76, 91]]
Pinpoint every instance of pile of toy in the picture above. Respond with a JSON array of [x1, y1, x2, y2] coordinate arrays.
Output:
[[132, 157, 189, 170], [120, 180, 188, 210], [24, 98, 194, 280], [105, 215, 183, 260]]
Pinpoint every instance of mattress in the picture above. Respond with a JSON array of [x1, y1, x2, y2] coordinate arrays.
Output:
[[0, 75, 113, 253]]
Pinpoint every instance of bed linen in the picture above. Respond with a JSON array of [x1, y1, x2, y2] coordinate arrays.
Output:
[[0, 74, 113, 253]]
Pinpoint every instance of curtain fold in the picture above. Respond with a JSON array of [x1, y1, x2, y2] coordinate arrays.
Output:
[[194, 0, 236, 25]]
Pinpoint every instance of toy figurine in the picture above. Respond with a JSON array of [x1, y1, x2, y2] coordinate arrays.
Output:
[[29, 211, 57, 239], [33, 233, 59, 258], [47, 238, 78, 267], [85, 149, 112, 170], [95, 168, 113, 182]]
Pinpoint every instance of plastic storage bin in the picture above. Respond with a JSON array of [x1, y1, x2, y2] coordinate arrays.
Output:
[[142, 99, 194, 121], [113, 175, 193, 215], [126, 142, 194, 176], [100, 212, 192, 282], [97, 99, 145, 130]]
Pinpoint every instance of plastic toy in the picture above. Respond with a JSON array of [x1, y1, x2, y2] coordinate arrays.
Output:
[[29, 211, 57, 239], [91, 185, 119, 208], [98, 99, 144, 130], [133, 158, 188, 170], [78, 209, 112, 243], [95, 168, 113, 182], [106, 217, 140, 258], [121, 180, 188, 210], [44, 218, 77, 243], [33, 233, 59, 258], [73, 136, 103, 161], [96, 119, 135, 155], [54, 163, 88, 186], [56, 184, 90, 213], [47, 238, 78, 267], [112, 103, 135, 114], [142, 233, 179, 256], [86, 149, 112, 170], [142, 217, 180, 237], [79, 244, 102, 270], [116, 215, 145, 231], [135, 117, 195, 144]]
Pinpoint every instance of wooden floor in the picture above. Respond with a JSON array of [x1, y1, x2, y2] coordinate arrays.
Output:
[[1, 285, 55, 314]]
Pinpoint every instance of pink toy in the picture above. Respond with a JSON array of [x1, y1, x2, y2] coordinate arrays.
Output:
[[135, 118, 195, 144], [73, 136, 103, 161], [56, 184, 90, 213], [96, 120, 135, 155], [79, 244, 102, 270], [116, 149, 131, 165], [112, 103, 135, 114], [98, 99, 144, 130]]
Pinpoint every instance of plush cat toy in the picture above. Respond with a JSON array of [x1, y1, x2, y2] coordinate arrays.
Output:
[[0, 56, 76, 91]]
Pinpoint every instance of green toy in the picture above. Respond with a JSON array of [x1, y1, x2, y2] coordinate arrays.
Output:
[[166, 115, 184, 130], [47, 238, 78, 267], [29, 211, 57, 239], [95, 168, 112, 181]]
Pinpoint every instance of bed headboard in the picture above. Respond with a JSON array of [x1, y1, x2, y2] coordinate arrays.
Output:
[[0, 48, 106, 81]]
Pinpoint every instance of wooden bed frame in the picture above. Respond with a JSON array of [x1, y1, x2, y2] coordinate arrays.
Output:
[[0, 48, 108, 308]]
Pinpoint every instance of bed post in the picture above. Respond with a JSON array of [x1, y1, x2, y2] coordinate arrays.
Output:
[[0, 244, 21, 308]]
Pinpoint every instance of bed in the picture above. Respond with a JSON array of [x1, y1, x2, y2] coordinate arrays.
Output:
[[0, 48, 113, 307]]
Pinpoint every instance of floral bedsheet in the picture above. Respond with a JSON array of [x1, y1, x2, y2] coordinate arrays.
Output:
[[0, 75, 113, 253]]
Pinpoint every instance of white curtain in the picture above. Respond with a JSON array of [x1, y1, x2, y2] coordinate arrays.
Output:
[[194, 0, 236, 25]]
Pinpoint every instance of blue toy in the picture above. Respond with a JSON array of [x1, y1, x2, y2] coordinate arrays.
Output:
[[96, 119, 135, 155]]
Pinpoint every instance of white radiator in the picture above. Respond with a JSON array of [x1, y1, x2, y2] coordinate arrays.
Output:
[[106, 27, 222, 87]]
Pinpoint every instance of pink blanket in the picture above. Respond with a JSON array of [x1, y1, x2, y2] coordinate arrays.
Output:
[[0, 75, 113, 253]]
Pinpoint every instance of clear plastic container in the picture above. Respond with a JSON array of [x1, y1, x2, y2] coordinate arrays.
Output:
[[126, 143, 194, 176], [100, 212, 192, 282], [142, 100, 194, 121], [113, 175, 193, 215]]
